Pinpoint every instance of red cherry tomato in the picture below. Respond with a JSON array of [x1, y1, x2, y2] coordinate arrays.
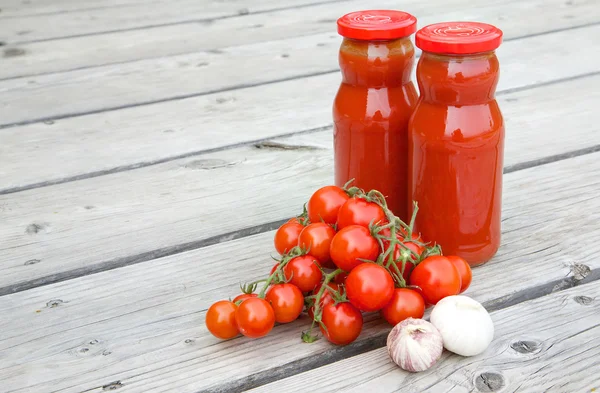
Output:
[[307, 185, 349, 225], [283, 254, 323, 292], [320, 302, 363, 345], [389, 241, 422, 282], [274, 221, 304, 255], [446, 255, 472, 293], [235, 298, 275, 338], [380, 288, 425, 325], [206, 300, 239, 339], [337, 197, 386, 230], [233, 293, 257, 303], [330, 225, 380, 272], [265, 283, 304, 323], [298, 223, 336, 265], [345, 263, 394, 312], [409, 256, 461, 305], [307, 282, 341, 319]]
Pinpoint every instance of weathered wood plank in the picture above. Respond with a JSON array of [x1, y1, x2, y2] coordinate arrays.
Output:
[[1, 26, 599, 192], [2, 15, 598, 128], [0, 0, 335, 41], [0, 73, 599, 295], [1, 152, 599, 392], [247, 281, 600, 393], [2, 0, 595, 80], [0, 0, 161, 18]]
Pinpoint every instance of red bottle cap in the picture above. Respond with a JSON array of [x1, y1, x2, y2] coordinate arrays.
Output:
[[416, 22, 503, 54], [337, 10, 417, 41]]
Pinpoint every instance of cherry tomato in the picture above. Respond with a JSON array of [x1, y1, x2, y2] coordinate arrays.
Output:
[[345, 263, 394, 312], [265, 283, 304, 323], [381, 288, 425, 325], [235, 297, 275, 338], [320, 302, 363, 345], [337, 197, 386, 230], [287, 217, 300, 224], [233, 293, 257, 303], [307, 185, 349, 225], [409, 256, 461, 305], [206, 300, 239, 339], [390, 241, 422, 282], [274, 221, 304, 255], [447, 255, 472, 293], [298, 223, 336, 265], [284, 254, 323, 292], [307, 282, 340, 319], [330, 225, 380, 272]]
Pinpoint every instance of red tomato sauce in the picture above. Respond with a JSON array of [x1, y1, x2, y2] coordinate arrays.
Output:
[[334, 11, 418, 220], [408, 23, 505, 266]]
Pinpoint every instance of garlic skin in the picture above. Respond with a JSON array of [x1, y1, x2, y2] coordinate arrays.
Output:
[[387, 318, 443, 372], [430, 295, 494, 357]]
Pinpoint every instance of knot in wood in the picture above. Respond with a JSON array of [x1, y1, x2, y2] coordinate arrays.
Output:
[[46, 299, 64, 308], [570, 263, 590, 280], [185, 339, 194, 344], [475, 372, 505, 392], [24, 259, 41, 265], [510, 340, 540, 354], [574, 295, 594, 305], [102, 381, 123, 390]]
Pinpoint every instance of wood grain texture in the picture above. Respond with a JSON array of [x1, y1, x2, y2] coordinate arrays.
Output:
[[0, 0, 335, 41], [247, 281, 600, 393], [1, 152, 599, 392], [1, 27, 599, 192], [2, 17, 598, 128], [1, 0, 595, 80], [1, 73, 599, 295], [0, 0, 163, 18]]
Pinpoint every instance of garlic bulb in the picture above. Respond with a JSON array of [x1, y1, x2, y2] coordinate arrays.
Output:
[[430, 295, 494, 357], [387, 318, 443, 372]]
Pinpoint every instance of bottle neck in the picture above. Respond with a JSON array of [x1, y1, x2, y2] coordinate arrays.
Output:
[[338, 37, 415, 88], [417, 51, 500, 105]]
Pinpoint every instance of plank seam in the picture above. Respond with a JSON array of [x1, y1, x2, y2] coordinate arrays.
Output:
[[0, 23, 597, 128], [1, 71, 598, 196], [203, 268, 600, 392], [5, 0, 350, 45], [0, 219, 287, 296], [1, 147, 600, 298], [2, 20, 598, 83]]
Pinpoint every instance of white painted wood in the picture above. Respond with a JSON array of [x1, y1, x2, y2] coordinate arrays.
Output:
[[1, 0, 595, 80], [1, 27, 599, 191], [0, 73, 599, 293], [1, 152, 599, 392], [0, 0, 330, 40], [247, 281, 600, 393]]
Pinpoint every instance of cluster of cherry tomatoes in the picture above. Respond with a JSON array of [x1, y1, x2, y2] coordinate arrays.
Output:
[[205, 184, 473, 345]]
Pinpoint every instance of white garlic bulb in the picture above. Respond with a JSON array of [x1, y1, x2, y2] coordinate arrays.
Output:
[[386, 318, 443, 372], [430, 295, 494, 357]]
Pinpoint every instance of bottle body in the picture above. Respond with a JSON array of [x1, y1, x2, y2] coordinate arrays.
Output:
[[408, 51, 504, 265], [334, 37, 418, 220]]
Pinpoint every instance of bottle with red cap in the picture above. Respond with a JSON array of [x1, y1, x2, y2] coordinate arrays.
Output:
[[334, 10, 418, 220], [408, 22, 505, 266]]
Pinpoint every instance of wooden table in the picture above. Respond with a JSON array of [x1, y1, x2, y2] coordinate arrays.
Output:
[[1, 0, 599, 392]]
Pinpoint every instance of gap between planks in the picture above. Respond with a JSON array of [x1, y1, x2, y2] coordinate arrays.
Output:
[[1, 151, 598, 392], [244, 281, 600, 393], [1, 21, 598, 126], [2, 0, 349, 44], [0, 72, 599, 296]]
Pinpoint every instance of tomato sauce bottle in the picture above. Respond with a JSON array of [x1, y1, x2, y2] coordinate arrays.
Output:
[[334, 10, 418, 220], [408, 22, 504, 266]]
